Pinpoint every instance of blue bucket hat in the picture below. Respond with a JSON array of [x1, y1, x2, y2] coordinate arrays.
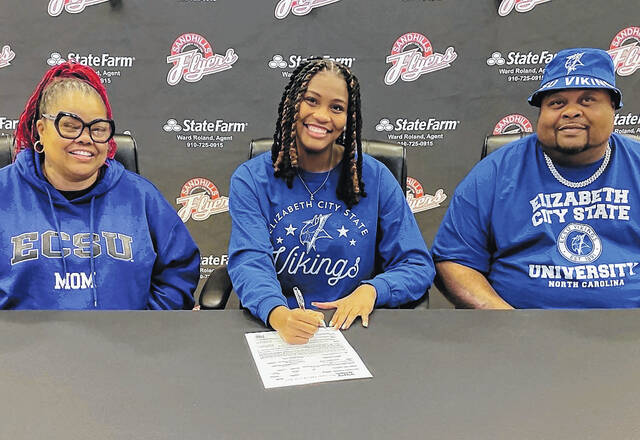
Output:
[[528, 47, 622, 109]]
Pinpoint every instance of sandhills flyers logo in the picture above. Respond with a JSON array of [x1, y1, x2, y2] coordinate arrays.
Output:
[[166, 33, 238, 86], [608, 27, 640, 77], [48, 0, 110, 16], [384, 33, 457, 86], [275, 0, 341, 19], [0, 45, 15, 69], [498, 0, 552, 17], [176, 178, 229, 222], [493, 114, 533, 135], [405, 177, 447, 214]]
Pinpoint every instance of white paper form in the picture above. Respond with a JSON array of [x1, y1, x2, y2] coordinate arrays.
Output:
[[245, 328, 373, 389]]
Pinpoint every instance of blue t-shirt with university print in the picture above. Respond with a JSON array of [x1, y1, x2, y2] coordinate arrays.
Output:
[[433, 133, 640, 308]]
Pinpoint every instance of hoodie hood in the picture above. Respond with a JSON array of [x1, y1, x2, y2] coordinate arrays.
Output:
[[14, 148, 125, 205]]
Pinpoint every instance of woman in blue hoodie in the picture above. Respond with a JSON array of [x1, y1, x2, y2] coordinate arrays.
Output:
[[2, 62, 200, 309]]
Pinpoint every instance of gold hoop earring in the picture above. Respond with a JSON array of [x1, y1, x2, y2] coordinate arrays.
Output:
[[33, 140, 44, 154]]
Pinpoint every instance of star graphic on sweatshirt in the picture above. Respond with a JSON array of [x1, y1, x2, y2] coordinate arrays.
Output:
[[337, 225, 349, 237], [349, 239, 356, 246], [276, 237, 283, 244], [285, 224, 297, 236]]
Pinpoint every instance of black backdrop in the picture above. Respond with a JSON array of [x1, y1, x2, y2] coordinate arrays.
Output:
[[1, 0, 638, 306]]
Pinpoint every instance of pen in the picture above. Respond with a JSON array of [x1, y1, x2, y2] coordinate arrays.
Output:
[[293, 286, 326, 327], [293, 286, 305, 309]]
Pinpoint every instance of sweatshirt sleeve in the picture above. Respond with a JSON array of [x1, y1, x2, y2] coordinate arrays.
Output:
[[227, 164, 287, 324], [147, 207, 199, 310], [361, 166, 435, 307], [432, 160, 496, 274]]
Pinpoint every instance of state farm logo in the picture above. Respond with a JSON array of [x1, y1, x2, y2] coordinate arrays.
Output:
[[493, 114, 533, 135], [405, 177, 447, 214], [275, 0, 341, 19], [201, 254, 228, 266], [47, 51, 134, 68], [267, 54, 356, 78], [163, 117, 247, 149], [0, 44, 15, 69], [46, 51, 135, 84], [498, 0, 552, 17], [48, 0, 110, 16], [375, 116, 459, 148], [486, 49, 554, 83], [613, 112, 640, 135], [200, 254, 228, 279], [176, 178, 229, 222], [376, 117, 459, 132], [163, 119, 182, 132], [163, 118, 247, 133], [384, 32, 457, 86], [166, 33, 238, 86], [608, 27, 640, 77], [486, 50, 554, 66], [0, 116, 19, 132]]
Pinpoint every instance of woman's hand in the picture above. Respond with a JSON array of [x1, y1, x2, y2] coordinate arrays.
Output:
[[268, 306, 325, 344], [312, 284, 377, 330]]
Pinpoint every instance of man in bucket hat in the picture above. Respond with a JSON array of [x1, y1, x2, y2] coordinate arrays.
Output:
[[432, 48, 640, 309]]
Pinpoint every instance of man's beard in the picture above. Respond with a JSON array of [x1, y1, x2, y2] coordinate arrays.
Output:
[[548, 142, 593, 155], [541, 133, 596, 156]]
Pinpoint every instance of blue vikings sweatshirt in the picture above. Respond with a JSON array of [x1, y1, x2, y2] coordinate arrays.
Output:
[[0, 149, 200, 309], [228, 152, 435, 324]]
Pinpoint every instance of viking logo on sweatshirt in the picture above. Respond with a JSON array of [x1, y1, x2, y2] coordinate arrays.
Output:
[[10, 230, 133, 265], [300, 214, 333, 252]]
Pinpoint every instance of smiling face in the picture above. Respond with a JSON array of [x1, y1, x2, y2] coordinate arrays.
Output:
[[36, 88, 109, 191], [295, 69, 348, 169], [536, 88, 615, 164]]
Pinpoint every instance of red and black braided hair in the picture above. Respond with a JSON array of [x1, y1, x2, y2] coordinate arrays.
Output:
[[271, 58, 365, 209], [14, 61, 117, 159]]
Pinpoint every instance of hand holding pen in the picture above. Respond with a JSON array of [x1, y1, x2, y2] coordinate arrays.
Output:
[[268, 286, 326, 345]]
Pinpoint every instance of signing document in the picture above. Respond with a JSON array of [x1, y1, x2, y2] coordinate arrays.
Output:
[[245, 328, 372, 389]]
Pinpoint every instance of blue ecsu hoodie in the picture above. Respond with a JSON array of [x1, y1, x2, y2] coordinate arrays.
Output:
[[0, 149, 200, 309]]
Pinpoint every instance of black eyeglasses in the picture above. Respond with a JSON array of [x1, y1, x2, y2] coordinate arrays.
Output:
[[42, 111, 115, 143]]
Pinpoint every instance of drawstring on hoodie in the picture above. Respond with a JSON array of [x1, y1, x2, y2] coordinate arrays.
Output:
[[89, 196, 97, 308], [44, 186, 69, 278], [44, 180, 99, 309]]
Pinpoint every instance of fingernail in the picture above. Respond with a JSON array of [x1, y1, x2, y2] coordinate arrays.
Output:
[[320, 320, 326, 327], [329, 321, 334, 327], [363, 322, 368, 328]]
